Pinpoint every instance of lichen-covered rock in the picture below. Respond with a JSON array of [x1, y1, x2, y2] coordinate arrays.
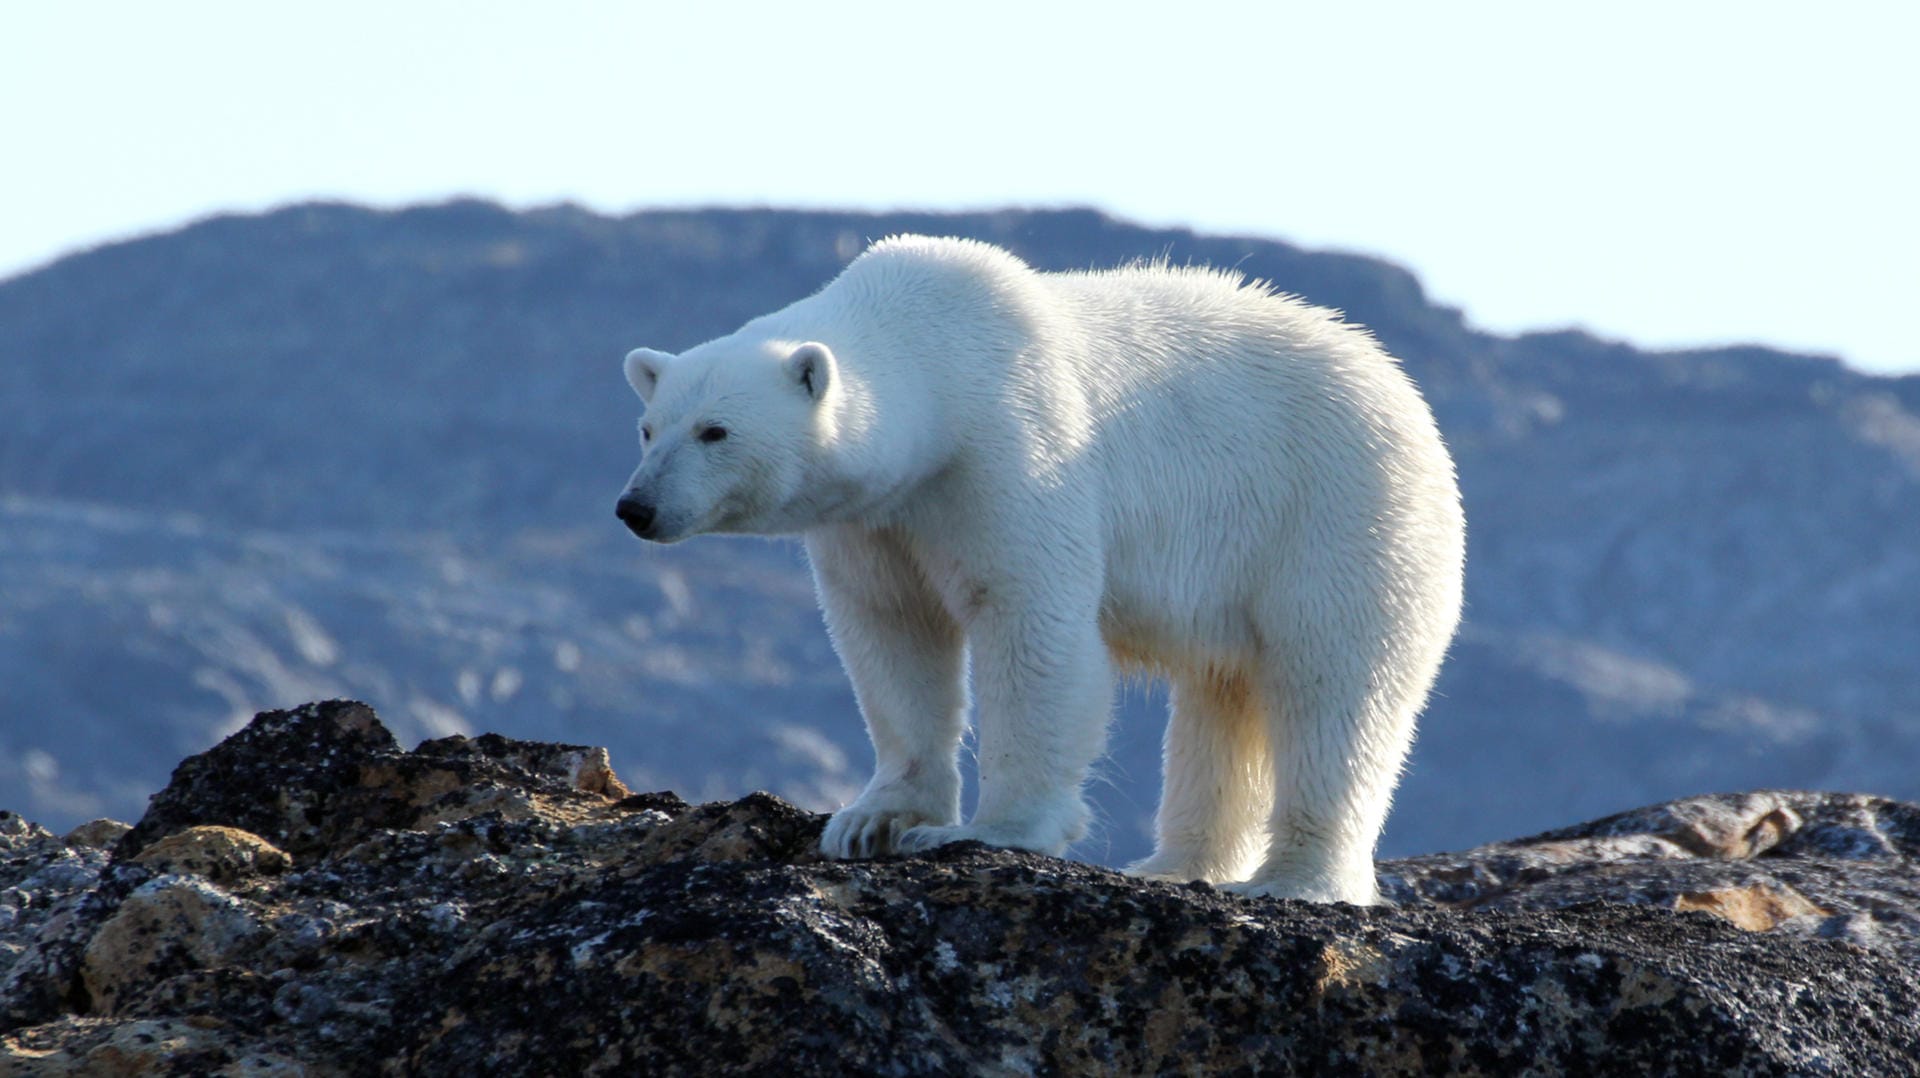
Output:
[[1381, 789, 1920, 959], [0, 813, 119, 1032], [3, 701, 1918, 1075], [58, 822, 131, 853], [79, 875, 269, 1018], [131, 828, 290, 886], [0, 1015, 314, 1077]]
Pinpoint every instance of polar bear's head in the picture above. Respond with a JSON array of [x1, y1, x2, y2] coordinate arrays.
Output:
[[615, 337, 836, 543]]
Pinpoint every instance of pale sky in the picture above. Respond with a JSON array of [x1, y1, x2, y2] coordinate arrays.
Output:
[[5, 2, 1916, 373]]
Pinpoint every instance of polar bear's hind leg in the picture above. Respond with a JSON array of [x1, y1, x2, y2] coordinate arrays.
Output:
[[1126, 667, 1273, 885]]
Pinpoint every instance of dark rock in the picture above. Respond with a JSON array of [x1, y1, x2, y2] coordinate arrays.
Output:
[[113, 699, 404, 863], [4, 703, 1918, 1075], [116, 699, 632, 863]]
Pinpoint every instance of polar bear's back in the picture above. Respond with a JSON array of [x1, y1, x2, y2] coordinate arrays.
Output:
[[1045, 261, 1410, 409], [1037, 261, 1453, 507]]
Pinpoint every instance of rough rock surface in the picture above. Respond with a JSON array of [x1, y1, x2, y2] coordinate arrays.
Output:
[[3, 701, 1917, 1076], [1383, 790, 1920, 959]]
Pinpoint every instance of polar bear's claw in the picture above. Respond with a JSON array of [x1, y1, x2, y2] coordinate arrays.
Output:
[[820, 803, 950, 860]]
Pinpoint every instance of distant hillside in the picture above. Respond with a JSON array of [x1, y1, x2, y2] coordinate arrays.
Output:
[[2, 202, 1915, 859]]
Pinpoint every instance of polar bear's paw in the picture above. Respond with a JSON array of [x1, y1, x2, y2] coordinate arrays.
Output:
[[1123, 854, 1232, 886], [896, 799, 1088, 858], [820, 801, 955, 860], [896, 822, 1050, 856], [1221, 868, 1380, 907]]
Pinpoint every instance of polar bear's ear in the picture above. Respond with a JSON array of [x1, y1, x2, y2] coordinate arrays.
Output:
[[624, 348, 672, 403], [786, 342, 834, 403]]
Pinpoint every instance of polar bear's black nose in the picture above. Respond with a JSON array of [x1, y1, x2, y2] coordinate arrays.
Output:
[[615, 493, 656, 538]]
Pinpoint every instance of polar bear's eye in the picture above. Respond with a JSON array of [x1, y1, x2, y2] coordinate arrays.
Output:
[[640, 425, 653, 444], [698, 425, 729, 443]]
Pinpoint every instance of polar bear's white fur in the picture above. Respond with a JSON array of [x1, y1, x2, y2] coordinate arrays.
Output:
[[617, 236, 1464, 905]]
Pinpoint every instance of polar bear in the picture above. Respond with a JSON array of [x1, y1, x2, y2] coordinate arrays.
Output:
[[616, 235, 1464, 905]]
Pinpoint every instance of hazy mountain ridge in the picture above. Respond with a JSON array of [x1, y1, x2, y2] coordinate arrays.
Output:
[[2, 202, 1914, 859]]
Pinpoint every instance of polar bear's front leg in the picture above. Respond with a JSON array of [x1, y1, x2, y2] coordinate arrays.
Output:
[[811, 529, 968, 860], [898, 589, 1111, 858]]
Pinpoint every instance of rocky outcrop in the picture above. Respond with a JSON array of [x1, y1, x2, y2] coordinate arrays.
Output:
[[3, 700, 1917, 1075], [1384, 790, 1920, 959]]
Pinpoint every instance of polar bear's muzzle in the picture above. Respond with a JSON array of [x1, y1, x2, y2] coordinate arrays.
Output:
[[614, 492, 659, 540]]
